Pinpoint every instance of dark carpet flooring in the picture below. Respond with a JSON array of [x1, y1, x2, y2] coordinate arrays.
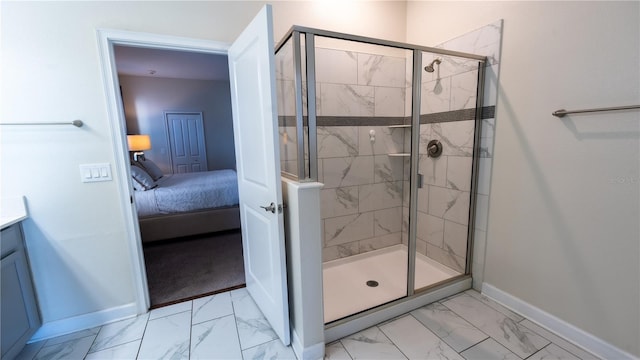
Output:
[[143, 230, 246, 308]]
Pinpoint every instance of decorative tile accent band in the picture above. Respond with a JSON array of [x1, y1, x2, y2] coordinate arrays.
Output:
[[421, 106, 495, 124], [278, 106, 495, 127]]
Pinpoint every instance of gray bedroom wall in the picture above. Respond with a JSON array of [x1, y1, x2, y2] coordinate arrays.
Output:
[[119, 75, 236, 173]]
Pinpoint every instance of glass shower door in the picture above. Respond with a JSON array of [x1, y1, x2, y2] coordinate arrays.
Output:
[[412, 52, 482, 292], [313, 35, 414, 323]]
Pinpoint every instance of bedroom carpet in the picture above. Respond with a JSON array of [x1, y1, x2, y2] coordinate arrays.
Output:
[[143, 229, 246, 308]]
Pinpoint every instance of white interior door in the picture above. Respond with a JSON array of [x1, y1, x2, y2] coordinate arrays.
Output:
[[165, 112, 208, 173], [228, 5, 290, 345]]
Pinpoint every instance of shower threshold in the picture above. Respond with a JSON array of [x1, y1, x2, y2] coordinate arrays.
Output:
[[322, 244, 460, 323]]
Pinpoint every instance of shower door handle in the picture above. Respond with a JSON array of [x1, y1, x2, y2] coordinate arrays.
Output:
[[260, 202, 277, 214]]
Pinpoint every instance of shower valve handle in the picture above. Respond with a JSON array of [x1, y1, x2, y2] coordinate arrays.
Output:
[[427, 140, 443, 158]]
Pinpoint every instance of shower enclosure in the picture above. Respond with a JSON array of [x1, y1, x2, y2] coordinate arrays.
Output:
[[275, 27, 486, 325]]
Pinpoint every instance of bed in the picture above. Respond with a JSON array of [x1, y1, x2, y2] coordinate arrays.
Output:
[[131, 161, 241, 243]]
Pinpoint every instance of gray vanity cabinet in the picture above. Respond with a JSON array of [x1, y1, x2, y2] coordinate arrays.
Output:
[[1, 223, 41, 359]]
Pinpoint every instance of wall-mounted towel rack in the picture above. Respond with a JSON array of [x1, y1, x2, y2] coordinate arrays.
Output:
[[552, 105, 640, 118], [0, 120, 84, 127]]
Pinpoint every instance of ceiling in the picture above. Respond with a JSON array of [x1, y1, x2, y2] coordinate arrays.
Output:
[[114, 45, 229, 81]]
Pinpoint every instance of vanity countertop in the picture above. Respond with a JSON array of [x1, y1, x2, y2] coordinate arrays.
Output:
[[1, 197, 28, 230]]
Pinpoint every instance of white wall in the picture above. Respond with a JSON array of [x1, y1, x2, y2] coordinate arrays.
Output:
[[406, 1, 640, 357], [119, 75, 236, 172], [0, 0, 407, 335], [282, 179, 324, 359]]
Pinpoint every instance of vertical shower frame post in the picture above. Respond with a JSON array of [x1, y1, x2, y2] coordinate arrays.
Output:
[[292, 32, 306, 180], [465, 61, 487, 276], [304, 34, 318, 181], [407, 50, 422, 297]]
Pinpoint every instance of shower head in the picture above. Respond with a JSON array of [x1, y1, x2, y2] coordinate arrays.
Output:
[[424, 58, 442, 73]]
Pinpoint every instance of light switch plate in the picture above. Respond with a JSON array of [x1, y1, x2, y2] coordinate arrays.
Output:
[[80, 163, 112, 183]]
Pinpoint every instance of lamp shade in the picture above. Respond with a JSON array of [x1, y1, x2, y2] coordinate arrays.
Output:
[[127, 135, 151, 151]]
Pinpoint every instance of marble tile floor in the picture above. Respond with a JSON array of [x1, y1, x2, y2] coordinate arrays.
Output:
[[16, 288, 598, 360]]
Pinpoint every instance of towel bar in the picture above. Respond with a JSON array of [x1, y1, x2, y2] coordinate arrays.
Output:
[[0, 120, 83, 127], [552, 105, 640, 118]]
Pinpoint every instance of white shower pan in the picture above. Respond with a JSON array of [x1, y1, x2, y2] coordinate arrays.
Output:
[[322, 244, 460, 323]]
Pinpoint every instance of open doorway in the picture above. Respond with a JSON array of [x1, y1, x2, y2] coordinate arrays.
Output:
[[114, 45, 246, 308]]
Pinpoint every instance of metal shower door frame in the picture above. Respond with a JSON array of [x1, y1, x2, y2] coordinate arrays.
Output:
[[275, 24, 487, 306]]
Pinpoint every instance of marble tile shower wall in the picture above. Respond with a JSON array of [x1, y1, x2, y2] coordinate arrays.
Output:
[[407, 58, 484, 273], [315, 47, 411, 262], [409, 21, 503, 280], [408, 120, 476, 273], [454, 20, 502, 289]]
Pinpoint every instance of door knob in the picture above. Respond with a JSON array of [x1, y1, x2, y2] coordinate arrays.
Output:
[[260, 202, 276, 214]]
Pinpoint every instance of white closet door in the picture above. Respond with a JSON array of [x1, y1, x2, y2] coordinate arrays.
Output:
[[166, 111, 208, 173]]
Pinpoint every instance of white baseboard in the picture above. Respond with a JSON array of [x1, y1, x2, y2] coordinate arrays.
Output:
[[482, 283, 638, 360], [291, 329, 324, 360], [29, 302, 139, 343]]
